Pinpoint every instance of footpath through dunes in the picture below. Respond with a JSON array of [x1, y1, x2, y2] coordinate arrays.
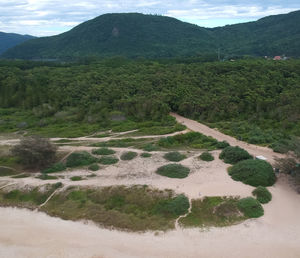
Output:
[[171, 113, 285, 164]]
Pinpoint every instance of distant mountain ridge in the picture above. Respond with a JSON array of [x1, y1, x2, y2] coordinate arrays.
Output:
[[0, 32, 35, 55], [2, 10, 300, 59]]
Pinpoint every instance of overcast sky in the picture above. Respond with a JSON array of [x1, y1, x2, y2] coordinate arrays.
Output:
[[0, 0, 299, 36]]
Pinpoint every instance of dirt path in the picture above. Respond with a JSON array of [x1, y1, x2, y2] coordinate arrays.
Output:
[[171, 113, 284, 164]]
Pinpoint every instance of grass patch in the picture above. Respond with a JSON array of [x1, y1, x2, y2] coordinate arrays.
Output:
[[219, 146, 252, 164], [252, 186, 272, 204], [156, 164, 190, 178], [88, 164, 100, 171], [90, 133, 110, 138], [92, 148, 116, 155], [42, 162, 66, 174], [140, 152, 152, 158], [0, 184, 59, 208], [199, 152, 214, 161], [11, 173, 30, 178], [237, 197, 264, 218], [70, 176, 84, 181], [142, 143, 159, 152], [120, 151, 138, 161], [164, 151, 186, 162], [37, 174, 59, 180], [98, 156, 119, 165], [158, 132, 221, 150], [66, 151, 98, 167], [228, 159, 276, 187], [180, 197, 245, 228], [41, 185, 189, 231]]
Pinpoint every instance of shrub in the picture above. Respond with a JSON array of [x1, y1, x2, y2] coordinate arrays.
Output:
[[120, 151, 138, 161], [143, 143, 158, 152], [92, 148, 115, 155], [140, 152, 152, 158], [199, 152, 214, 161], [156, 164, 190, 178], [216, 141, 230, 149], [228, 159, 276, 187], [42, 162, 66, 174], [11, 136, 57, 169], [66, 151, 97, 167], [164, 152, 186, 162], [37, 174, 59, 180], [88, 164, 100, 171], [99, 156, 119, 165], [252, 186, 272, 204], [70, 176, 83, 181], [219, 146, 252, 164], [237, 197, 264, 218]]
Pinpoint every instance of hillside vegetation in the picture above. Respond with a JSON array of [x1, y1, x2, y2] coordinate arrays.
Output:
[[2, 11, 300, 59], [0, 58, 299, 151], [0, 32, 35, 55]]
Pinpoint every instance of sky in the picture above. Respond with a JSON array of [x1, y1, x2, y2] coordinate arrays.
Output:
[[0, 0, 299, 37]]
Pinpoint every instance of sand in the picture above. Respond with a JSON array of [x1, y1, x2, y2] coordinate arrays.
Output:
[[0, 114, 299, 258]]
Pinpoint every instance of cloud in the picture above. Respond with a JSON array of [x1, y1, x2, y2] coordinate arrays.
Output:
[[0, 0, 299, 36]]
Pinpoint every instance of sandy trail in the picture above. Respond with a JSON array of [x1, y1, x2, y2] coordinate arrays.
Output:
[[171, 113, 285, 164]]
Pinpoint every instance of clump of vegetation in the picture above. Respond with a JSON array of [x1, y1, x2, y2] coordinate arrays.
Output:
[[37, 174, 59, 180], [92, 148, 116, 155], [252, 186, 272, 204], [216, 141, 230, 149], [156, 164, 190, 178], [70, 176, 83, 181], [219, 146, 252, 164], [140, 152, 152, 158], [120, 151, 138, 161], [158, 132, 219, 150], [199, 152, 214, 161], [42, 162, 66, 174], [99, 156, 119, 165], [142, 143, 159, 152], [66, 151, 98, 167], [180, 197, 244, 228], [11, 136, 57, 169], [41, 185, 189, 231], [237, 197, 264, 218], [88, 164, 100, 171], [11, 173, 30, 178], [164, 151, 186, 162], [228, 159, 276, 187]]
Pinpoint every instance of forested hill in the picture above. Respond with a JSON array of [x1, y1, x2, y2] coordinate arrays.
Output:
[[0, 32, 35, 55], [2, 11, 300, 59]]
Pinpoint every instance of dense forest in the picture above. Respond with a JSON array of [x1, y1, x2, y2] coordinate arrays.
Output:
[[0, 58, 299, 151], [0, 32, 34, 55], [2, 11, 300, 59]]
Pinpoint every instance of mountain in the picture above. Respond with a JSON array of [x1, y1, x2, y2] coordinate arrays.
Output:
[[2, 11, 300, 59], [0, 32, 35, 55]]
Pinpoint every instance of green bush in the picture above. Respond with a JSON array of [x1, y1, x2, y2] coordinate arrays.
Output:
[[228, 159, 276, 187], [237, 197, 264, 218], [216, 141, 230, 149], [252, 186, 272, 204], [120, 151, 138, 161], [92, 148, 116, 155], [199, 152, 214, 161], [156, 164, 190, 178], [142, 143, 159, 152], [37, 174, 59, 180], [42, 162, 66, 174], [66, 151, 98, 167], [219, 146, 252, 164], [164, 151, 186, 162], [140, 152, 152, 158], [70, 176, 83, 181], [99, 156, 119, 165], [88, 164, 100, 171]]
